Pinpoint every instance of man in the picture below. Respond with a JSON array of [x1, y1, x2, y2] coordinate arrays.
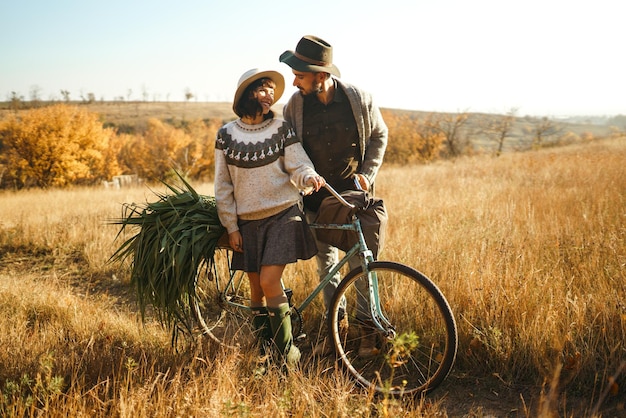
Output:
[[279, 35, 388, 356]]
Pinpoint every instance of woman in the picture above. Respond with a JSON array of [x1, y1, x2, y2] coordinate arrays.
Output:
[[215, 68, 324, 371]]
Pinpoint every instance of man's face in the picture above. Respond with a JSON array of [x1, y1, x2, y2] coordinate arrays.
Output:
[[291, 70, 323, 96]]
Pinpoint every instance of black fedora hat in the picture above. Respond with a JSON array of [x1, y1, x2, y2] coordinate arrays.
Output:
[[279, 35, 341, 77]]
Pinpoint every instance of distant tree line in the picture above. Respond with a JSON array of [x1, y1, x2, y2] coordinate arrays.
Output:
[[5, 85, 199, 110], [380, 107, 602, 161], [0, 104, 618, 189]]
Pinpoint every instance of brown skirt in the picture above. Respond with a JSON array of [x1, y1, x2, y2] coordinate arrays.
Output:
[[231, 204, 318, 272]]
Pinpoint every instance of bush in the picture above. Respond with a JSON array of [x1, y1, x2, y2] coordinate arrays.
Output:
[[116, 118, 219, 183], [0, 104, 118, 188]]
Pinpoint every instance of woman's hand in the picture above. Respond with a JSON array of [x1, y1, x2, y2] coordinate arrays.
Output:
[[229, 230, 243, 252], [304, 175, 325, 194]]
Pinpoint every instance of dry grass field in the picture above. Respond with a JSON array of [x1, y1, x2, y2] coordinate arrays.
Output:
[[0, 137, 624, 416]]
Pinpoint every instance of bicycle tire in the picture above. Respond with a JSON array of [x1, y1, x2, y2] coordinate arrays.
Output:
[[191, 247, 253, 349], [328, 261, 457, 396]]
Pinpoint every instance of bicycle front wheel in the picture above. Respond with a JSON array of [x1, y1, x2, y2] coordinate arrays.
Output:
[[328, 261, 457, 396]]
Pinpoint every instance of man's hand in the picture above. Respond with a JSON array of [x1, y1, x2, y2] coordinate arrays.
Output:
[[354, 174, 370, 191]]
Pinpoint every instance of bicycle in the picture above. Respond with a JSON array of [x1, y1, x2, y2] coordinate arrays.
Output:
[[191, 184, 458, 396]]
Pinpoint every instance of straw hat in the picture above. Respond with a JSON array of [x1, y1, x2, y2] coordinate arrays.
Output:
[[232, 68, 285, 116]]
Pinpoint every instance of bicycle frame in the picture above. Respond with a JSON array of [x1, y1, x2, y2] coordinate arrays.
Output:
[[211, 183, 393, 337], [307, 215, 394, 338], [301, 217, 367, 313]]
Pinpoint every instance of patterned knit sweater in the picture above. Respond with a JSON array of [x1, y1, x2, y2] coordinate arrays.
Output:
[[214, 117, 318, 234]]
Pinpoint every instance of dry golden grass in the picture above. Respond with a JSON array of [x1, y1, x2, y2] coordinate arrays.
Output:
[[1, 137, 624, 416]]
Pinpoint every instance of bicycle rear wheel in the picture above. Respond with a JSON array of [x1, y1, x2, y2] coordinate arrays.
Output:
[[191, 247, 253, 349], [328, 261, 457, 396]]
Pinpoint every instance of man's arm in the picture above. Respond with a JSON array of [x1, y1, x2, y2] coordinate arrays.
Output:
[[360, 100, 388, 186]]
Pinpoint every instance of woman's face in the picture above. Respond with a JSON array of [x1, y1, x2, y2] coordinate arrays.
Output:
[[253, 83, 275, 115]]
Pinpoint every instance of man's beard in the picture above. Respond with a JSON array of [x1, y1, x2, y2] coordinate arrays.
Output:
[[299, 80, 323, 96]]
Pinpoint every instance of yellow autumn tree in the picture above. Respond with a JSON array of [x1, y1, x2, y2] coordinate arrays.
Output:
[[117, 118, 188, 181], [382, 110, 444, 164], [116, 118, 221, 182], [0, 104, 117, 188], [182, 117, 221, 181]]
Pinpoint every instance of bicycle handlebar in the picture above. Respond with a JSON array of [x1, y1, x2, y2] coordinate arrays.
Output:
[[323, 183, 356, 209], [300, 180, 357, 209]]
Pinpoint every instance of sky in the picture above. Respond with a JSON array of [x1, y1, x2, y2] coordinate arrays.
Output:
[[1, 0, 623, 117]]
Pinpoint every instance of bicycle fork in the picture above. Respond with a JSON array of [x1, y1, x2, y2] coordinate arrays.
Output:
[[363, 269, 396, 340], [352, 216, 395, 340]]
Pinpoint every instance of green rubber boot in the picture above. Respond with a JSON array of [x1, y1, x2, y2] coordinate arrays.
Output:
[[267, 303, 301, 370], [251, 307, 271, 377], [251, 307, 272, 353]]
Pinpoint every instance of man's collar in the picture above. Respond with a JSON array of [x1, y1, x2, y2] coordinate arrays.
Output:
[[332, 79, 346, 103]]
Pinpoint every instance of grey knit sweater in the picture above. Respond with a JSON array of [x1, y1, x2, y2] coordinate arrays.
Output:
[[282, 78, 388, 186], [214, 118, 318, 234]]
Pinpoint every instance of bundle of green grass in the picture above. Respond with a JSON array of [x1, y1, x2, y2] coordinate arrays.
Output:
[[110, 174, 225, 339]]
